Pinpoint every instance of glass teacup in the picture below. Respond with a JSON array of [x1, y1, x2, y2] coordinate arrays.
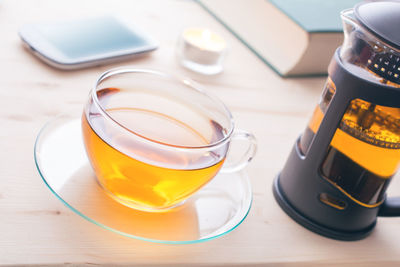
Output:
[[82, 68, 256, 212]]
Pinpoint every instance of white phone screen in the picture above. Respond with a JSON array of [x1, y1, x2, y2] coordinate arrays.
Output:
[[34, 16, 151, 60]]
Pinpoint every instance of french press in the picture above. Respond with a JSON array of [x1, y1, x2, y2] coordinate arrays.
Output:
[[274, 0, 400, 240]]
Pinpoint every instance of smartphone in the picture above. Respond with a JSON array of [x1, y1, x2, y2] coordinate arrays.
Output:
[[19, 16, 158, 69]]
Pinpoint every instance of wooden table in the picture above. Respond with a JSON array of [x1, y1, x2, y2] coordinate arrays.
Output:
[[1, 0, 400, 266]]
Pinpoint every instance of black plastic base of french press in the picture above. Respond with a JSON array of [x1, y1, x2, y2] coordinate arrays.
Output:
[[272, 175, 376, 241]]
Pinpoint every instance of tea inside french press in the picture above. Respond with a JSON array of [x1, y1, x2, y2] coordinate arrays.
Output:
[[300, 80, 400, 207], [274, 1, 400, 240]]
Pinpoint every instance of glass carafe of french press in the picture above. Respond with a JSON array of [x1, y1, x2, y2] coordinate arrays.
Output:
[[274, 1, 400, 240]]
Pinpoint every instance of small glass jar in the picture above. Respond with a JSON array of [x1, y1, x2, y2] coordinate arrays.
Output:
[[177, 28, 227, 75]]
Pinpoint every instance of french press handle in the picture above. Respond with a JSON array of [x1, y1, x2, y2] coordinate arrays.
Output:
[[378, 197, 400, 216]]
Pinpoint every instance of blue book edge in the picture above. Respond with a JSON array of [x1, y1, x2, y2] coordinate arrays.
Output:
[[268, 0, 342, 33], [195, 0, 329, 78]]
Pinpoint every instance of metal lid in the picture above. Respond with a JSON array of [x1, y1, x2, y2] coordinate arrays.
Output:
[[355, 1, 400, 50]]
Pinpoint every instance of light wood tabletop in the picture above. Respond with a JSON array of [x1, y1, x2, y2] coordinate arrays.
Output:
[[1, 0, 400, 266]]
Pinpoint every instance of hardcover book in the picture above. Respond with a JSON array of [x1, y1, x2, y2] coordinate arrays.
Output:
[[198, 0, 361, 77]]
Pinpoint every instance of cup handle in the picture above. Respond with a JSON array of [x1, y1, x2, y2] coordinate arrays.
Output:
[[220, 129, 257, 173], [378, 197, 400, 216]]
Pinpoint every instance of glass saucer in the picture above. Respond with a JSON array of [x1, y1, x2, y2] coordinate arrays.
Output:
[[34, 115, 252, 244]]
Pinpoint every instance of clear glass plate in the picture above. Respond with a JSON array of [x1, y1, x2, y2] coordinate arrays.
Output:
[[34, 115, 253, 244]]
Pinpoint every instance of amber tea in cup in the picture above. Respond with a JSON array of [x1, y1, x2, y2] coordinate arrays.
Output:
[[82, 69, 256, 212]]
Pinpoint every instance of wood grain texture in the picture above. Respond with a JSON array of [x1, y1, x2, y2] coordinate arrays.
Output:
[[1, 0, 400, 266]]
